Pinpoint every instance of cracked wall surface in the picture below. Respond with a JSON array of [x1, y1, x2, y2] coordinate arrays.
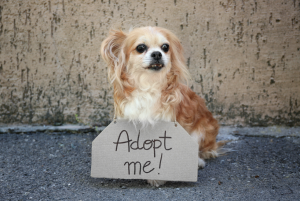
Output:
[[0, 0, 299, 126]]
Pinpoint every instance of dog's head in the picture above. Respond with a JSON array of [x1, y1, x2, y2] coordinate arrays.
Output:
[[101, 26, 189, 90]]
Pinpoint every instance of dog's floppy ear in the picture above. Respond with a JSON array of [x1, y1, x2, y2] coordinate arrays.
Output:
[[100, 29, 127, 81], [158, 28, 190, 83], [169, 33, 190, 83]]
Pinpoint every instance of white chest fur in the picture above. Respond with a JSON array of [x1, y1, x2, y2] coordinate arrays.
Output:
[[123, 90, 172, 124]]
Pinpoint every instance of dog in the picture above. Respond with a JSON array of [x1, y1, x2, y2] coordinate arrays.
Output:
[[100, 26, 226, 187]]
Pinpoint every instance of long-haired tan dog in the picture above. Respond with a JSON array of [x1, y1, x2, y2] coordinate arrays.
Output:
[[101, 26, 226, 187]]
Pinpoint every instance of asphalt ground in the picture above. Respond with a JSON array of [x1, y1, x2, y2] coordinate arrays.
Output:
[[1, 130, 300, 201]]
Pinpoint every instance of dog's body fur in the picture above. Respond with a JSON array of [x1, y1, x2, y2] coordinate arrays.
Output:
[[101, 27, 224, 187]]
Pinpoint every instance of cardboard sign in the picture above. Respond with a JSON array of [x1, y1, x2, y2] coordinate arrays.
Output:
[[91, 120, 198, 182]]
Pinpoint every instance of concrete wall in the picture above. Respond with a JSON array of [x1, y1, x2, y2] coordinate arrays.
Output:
[[0, 0, 299, 126]]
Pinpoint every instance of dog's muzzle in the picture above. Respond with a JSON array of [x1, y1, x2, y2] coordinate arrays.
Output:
[[147, 51, 165, 71]]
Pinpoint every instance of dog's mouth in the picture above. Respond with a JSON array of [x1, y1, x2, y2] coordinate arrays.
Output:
[[147, 63, 165, 71]]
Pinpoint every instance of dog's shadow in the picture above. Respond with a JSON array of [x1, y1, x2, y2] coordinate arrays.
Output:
[[88, 177, 198, 189]]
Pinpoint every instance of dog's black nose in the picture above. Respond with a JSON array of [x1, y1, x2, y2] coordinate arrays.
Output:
[[151, 51, 162, 60]]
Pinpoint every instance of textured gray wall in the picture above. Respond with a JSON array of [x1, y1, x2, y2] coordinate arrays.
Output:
[[0, 0, 299, 126]]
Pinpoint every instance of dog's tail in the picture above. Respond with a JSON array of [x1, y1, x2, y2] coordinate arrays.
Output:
[[199, 140, 232, 159], [216, 140, 233, 155]]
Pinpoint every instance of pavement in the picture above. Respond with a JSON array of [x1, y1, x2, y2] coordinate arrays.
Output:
[[1, 125, 300, 201]]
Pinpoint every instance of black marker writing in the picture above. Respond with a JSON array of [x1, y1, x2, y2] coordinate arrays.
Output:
[[113, 130, 132, 152], [124, 161, 155, 175], [113, 130, 172, 157], [159, 131, 172, 151], [159, 153, 163, 169]]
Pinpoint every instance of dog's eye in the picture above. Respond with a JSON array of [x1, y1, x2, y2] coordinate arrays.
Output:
[[136, 44, 147, 53], [161, 44, 169, 53]]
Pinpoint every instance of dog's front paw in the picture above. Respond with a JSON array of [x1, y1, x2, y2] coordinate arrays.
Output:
[[147, 180, 167, 187], [198, 158, 206, 169]]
